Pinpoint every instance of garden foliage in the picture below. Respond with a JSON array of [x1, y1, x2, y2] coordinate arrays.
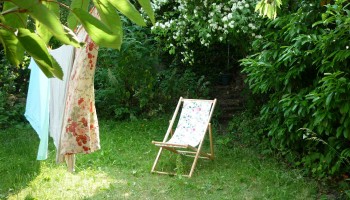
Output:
[[94, 23, 210, 120], [0, 55, 30, 128], [241, 0, 350, 178], [0, 0, 154, 78], [152, 0, 261, 65]]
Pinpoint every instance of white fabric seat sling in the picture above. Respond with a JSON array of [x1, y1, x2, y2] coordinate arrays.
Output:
[[151, 97, 217, 177]]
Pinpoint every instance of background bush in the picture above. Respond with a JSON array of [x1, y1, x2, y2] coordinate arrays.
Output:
[[241, 0, 350, 178], [151, 0, 262, 84], [95, 22, 210, 120], [0, 54, 30, 129]]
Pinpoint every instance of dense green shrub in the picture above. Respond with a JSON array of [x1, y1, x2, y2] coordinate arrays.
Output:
[[0, 54, 30, 128], [95, 24, 210, 120], [95, 24, 159, 120], [241, 0, 350, 178], [158, 68, 210, 101]]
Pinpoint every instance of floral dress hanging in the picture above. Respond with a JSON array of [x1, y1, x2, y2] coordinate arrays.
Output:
[[59, 9, 100, 158]]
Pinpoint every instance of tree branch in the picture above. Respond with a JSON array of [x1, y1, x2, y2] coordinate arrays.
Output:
[[41, 0, 72, 12]]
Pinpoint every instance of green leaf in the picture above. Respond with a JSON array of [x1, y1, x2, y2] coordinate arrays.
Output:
[[93, 0, 123, 46], [63, 25, 83, 46], [36, 0, 60, 44], [0, 29, 24, 66], [50, 55, 64, 79], [255, 1, 263, 12], [17, 28, 63, 79], [10, 0, 37, 9], [326, 92, 333, 107], [67, 0, 90, 30], [340, 104, 349, 115], [137, 0, 155, 24], [344, 128, 349, 139], [28, 3, 81, 47], [2, 2, 27, 28], [108, 0, 146, 26], [72, 8, 122, 49], [336, 127, 343, 138], [93, 0, 122, 30], [255, 0, 281, 19]]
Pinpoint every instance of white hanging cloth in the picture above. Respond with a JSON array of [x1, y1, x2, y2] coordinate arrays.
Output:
[[49, 45, 75, 162], [24, 58, 50, 160]]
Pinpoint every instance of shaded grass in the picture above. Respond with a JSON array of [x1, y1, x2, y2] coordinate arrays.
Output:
[[1, 116, 320, 199]]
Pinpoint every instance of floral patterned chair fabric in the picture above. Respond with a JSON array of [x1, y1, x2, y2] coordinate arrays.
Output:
[[167, 100, 213, 147], [151, 97, 217, 177]]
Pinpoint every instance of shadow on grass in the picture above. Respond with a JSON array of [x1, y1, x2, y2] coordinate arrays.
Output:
[[0, 125, 41, 199]]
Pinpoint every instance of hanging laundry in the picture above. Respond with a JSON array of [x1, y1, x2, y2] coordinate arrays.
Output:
[[59, 8, 101, 164], [25, 58, 50, 160], [49, 45, 75, 162]]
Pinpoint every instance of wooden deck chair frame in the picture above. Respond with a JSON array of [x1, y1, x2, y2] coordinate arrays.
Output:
[[151, 97, 217, 177]]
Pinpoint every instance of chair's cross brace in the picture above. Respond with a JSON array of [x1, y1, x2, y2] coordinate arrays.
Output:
[[163, 146, 179, 154], [152, 170, 190, 177], [152, 141, 189, 149], [177, 150, 212, 159]]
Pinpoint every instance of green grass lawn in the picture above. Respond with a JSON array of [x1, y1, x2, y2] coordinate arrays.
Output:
[[0, 116, 322, 199]]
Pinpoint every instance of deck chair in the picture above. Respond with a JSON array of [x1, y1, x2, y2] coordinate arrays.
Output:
[[151, 97, 217, 177]]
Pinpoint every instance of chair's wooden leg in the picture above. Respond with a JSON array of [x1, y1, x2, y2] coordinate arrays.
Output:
[[151, 147, 163, 173], [188, 139, 206, 177], [169, 120, 174, 137], [209, 123, 214, 159], [188, 149, 200, 177]]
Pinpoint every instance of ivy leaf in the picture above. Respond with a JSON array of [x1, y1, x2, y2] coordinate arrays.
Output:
[[67, 0, 90, 30], [72, 8, 122, 49], [137, 0, 155, 25], [108, 0, 146, 26], [0, 29, 24, 66], [17, 28, 63, 79]]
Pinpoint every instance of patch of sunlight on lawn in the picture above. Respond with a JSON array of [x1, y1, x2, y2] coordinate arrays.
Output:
[[7, 164, 126, 200]]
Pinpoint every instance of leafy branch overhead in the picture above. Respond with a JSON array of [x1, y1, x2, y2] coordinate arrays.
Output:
[[255, 0, 282, 19], [0, 0, 155, 79]]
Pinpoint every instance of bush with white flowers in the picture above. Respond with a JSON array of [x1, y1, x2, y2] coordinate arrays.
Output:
[[151, 0, 261, 64]]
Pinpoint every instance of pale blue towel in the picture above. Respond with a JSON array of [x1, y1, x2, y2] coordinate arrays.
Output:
[[25, 58, 50, 160]]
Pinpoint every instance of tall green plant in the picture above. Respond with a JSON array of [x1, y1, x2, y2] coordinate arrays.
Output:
[[95, 26, 211, 120], [95, 25, 159, 120], [0, 54, 29, 128], [241, 0, 350, 178]]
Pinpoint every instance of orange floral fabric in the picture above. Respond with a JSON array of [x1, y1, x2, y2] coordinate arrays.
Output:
[[59, 10, 100, 157]]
